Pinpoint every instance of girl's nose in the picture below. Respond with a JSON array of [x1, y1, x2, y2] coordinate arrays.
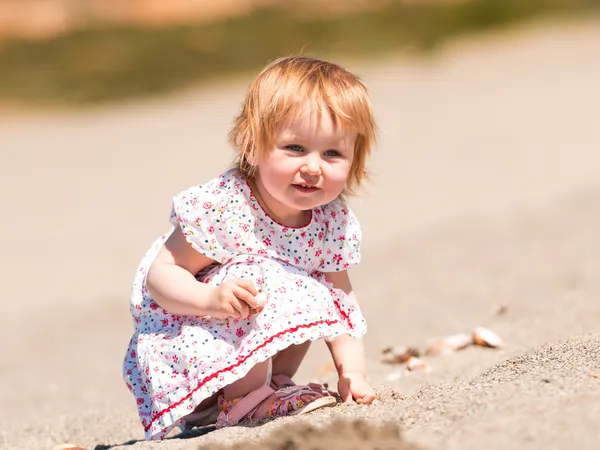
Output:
[[301, 153, 322, 176]]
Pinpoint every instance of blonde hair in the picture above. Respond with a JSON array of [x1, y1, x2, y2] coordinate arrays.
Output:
[[229, 55, 377, 196]]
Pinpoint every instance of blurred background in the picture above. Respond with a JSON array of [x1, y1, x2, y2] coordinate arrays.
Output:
[[1, 1, 600, 448], [0, 0, 599, 105]]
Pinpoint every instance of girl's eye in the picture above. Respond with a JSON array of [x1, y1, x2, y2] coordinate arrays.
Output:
[[324, 149, 342, 157], [285, 145, 304, 152]]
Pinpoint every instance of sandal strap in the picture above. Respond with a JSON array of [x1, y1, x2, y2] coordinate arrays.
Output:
[[274, 384, 318, 401], [271, 374, 330, 396], [307, 382, 330, 395], [217, 384, 275, 427], [264, 384, 327, 417]]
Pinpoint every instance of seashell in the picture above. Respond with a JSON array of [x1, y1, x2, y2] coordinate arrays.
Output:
[[248, 292, 267, 315], [381, 346, 420, 364], [255, 292, 267, 308], [473, 326, 503, 348], [589, 369, 599, 379], [425, 333, 473, 356], [53, 445, 86, 450], [444, 332, 474, 350], [386, 371, 404, 381], [425, 341, 456, 357], [405, 356, 431, 372]]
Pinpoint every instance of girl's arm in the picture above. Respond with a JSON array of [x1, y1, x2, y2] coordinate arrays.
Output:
[[324, 270, 367, 376], [324, 270, 376, 404], [147, 227, 258, 317]]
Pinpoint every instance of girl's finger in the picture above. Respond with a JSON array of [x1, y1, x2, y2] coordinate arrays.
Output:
[[248, 303, 265, 316], [234, 279, 259, 296], [233, 284, 259, 309], [230, 296, 249, 319]]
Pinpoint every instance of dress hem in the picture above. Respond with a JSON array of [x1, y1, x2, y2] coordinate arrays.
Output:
[[142, 317, 365, 439]]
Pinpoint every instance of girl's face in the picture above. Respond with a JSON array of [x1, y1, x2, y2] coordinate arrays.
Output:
[[253, 105, 357, 227]]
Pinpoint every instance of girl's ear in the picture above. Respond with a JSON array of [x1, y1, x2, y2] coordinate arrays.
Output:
[[245, 149, 258, 167]]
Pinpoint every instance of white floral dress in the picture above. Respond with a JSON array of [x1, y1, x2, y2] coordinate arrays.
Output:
[[122, 169, 367, 440]]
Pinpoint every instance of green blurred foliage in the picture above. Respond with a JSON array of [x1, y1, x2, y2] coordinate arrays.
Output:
[[0, 0, 598, 106]]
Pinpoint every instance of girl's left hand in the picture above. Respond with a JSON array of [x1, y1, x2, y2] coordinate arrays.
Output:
[[337, 372, 376, 404]]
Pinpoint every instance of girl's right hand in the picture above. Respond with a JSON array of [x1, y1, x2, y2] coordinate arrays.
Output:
[[208, 279, 262, 319]]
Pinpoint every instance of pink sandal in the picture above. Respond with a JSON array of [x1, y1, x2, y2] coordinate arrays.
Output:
[[215, 383, 336, 428], [270, 373, 337, 397]]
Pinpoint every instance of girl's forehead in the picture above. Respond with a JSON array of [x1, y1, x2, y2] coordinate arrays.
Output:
[[279, 103, 353, 135], [276, 113, 358, 150], [278, 115, 352, 140]]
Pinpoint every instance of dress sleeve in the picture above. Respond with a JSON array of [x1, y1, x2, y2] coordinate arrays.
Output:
[[168, 184, 235, 264], [318, 200, 363, 272]]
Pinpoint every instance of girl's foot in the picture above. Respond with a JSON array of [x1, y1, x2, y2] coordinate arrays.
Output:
[[215, 383, 336, 428]]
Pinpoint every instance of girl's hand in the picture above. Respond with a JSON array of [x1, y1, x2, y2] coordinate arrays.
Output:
[[208, 279, 261, 319], [337, 372, 376, 405]]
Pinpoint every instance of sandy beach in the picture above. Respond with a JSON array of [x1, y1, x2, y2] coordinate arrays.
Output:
[[1, 16, 599, 450]]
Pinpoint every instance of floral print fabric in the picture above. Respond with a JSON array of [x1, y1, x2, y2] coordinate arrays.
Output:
[[123, 169, 366, 440]]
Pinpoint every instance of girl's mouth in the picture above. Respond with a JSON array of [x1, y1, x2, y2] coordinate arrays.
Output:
[[293, 184, 318, 193]]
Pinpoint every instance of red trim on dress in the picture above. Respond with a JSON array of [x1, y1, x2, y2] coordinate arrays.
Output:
[[333, 299, 354, 330]]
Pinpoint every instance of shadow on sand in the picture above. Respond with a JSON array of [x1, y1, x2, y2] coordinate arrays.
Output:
[[93, 424, 216, 449]]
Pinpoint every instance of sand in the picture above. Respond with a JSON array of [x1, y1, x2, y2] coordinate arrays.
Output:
[[1, 16, 599, 450]]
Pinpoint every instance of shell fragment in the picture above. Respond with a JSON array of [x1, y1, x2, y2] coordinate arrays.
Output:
[[248, 292, 267, 315], [406, 356, 431, 372], [255, 292, 267, 308], [425, 332, 473, 356], [381, 346, 420, 364], [473, 326, 503, 348], [386, 370, 404, 381]]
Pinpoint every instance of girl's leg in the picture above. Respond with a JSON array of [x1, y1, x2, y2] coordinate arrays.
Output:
[[272, 341, 311, 378], [185, 359, 272, 426], [183, 390, 221, 428], [223, 359, 271, 400], [223, 340, 310, 401]]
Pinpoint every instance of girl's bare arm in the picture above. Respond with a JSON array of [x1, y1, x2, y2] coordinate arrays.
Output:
[[146, 227, 220, 316], [323, 270, 367, 377], [147, 227, 259, 317]]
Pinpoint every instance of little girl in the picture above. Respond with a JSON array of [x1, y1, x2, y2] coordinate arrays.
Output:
[[123, 56, 378, 440]]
